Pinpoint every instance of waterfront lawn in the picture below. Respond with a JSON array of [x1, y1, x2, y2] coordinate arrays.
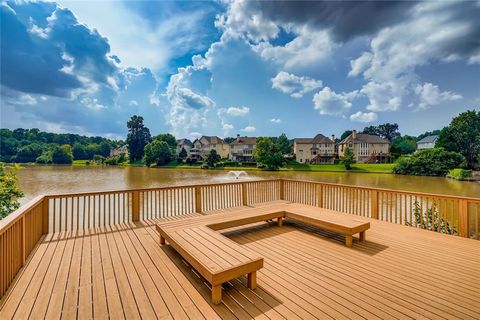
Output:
[[281, 162, 395, 173]]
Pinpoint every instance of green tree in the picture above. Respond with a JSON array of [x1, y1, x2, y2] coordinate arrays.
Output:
[[51, 145, 73, 164], [416, 129, 441, 142], [205, 149, 221, 167], [15, 143, 44, 163], [436, 110, 480, 169], [0, 163, 24, 219], [144, 140, 172, 166], [127, 115, 151, 162], [393, 148, 465, 176], [253, 137, 284, 170], [276, 133, 291, 155], [100, 141, 111, 157], [72, 143, 88, 160], [223, 137, 236, 144], [362, 126, 378, 136], [363, 123, 400, 141], [154, 133, 177, 149], [178, 147, 188, 160], [342, 147, 355, 170], [340, 130, 352, 140], [391, 136, 417, 156]]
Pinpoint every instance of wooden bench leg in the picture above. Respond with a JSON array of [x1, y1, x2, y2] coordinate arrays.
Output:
[[212, 284, 222, 304], [277, 217, 283, 227], [359, 231, 366, 242], [160, 235, 166, 245], [247, 271, 257, 289], [345, 235, 353, 247]]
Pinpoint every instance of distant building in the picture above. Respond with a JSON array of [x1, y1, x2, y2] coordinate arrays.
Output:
[[110, 145, 128, 158], [338, 130, 390, 163], [176, 138, 193, 157], [230, 135, 256, 162], [416, 135, 438, 150], [293, 134, 336, 164], [190, 136, 230, 160]]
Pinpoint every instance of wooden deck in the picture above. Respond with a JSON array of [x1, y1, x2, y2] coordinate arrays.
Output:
[[1, 204, 479, 320]]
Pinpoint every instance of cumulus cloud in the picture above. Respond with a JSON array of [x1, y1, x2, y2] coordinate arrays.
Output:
[[350, 111, 378, 123], [313, 87, 357, 115], [226, 106, 250, 117], [270, 118, 281, 123], [222, 123, 234, 130], [414, 82, 462, 110], [242, 126, 256, 133], [271, 71, 322, 98], [361, 81, 404, 112]]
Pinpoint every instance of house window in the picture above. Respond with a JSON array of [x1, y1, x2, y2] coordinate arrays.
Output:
[[312, 151, 317, 155]]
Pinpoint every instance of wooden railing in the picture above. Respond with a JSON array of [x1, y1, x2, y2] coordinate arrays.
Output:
[[1, 178, 479, 299]]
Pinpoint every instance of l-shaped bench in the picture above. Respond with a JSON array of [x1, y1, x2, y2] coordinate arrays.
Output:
[[156, 202, 370, 304]]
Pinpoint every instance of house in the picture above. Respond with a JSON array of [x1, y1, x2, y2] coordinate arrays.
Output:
[[176, 138, 193, 158], [338, 130, 390, 163], [190, 136, 230, 160], [230, 135, 256, 162], [110, 145, 128, 158], [416, 135, 438, 150], [293, 134, 336, 164]]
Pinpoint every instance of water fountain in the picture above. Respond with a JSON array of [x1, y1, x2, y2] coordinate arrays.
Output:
[[226, 170, 249, 179]]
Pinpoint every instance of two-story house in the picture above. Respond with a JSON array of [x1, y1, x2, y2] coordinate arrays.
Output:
[[176, 138, 193, 158], [230, 135, 256, 162], [190, 136, 230, 160], [338, 130, 390, 163], [416, 135, 438, 150], [293, 134, 336, 164], [110, 145, 128, 158]]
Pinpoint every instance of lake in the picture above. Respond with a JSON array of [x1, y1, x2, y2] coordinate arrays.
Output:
[[17, 166, 479, 204]]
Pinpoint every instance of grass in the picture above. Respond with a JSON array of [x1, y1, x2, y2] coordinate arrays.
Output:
[[280, 162, 395, 173]]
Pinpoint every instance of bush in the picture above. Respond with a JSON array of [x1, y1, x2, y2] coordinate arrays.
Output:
[[257, 163, 266, 169], [35, 151, 52, 164], [447, 168, 473, 180], [0, 163, 24, 219], [92, 154, 105, 164], [104, 157, 119, 165], [51, 145, 73, 164], [144, 140, 172, 166], [393, 148, 465, 176], [200, 163, 209, 169]]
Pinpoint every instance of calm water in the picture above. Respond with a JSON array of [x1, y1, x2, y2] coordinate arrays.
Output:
[[17, 166, 480, 204]]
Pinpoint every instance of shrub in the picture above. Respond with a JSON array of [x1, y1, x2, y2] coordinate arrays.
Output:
[[393, 148, 465, 176], [51, 145, 73, 164], [342, 147, 355, 170], [144, 140, 172, 166], [104, 157, 119, 165], [200, 163, 209, 169], [0, 163, 24, 219], [446, 168, 473, 180], [257, 163, 266, 169], [406, 201, 456, 235]]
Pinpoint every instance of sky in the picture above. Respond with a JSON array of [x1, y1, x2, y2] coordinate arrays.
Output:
[[1, 0, 479, 140]]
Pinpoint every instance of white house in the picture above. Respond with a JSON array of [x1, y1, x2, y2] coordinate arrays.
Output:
[[416, 135, 438, 150]]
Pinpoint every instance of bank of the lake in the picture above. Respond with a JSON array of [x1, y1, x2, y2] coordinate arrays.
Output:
[[16, 165, 480, 204]]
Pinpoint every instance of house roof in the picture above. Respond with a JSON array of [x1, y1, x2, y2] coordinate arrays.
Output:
[[417, 135, 438, 144], [294, 134, 334, 144], [230, 136, 257, 145], [177, 138, 192, 147], [340, 133, 389, 145], [194, 136, 225, 145]]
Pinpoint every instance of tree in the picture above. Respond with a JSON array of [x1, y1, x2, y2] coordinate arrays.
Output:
[[51, 145, 73, 164], [178, 147, 188, 160], [340, 130, 352, 141], [393, 148, 465, 176], [363, 123, 400, 141], [72, 143, 88, 160], [276, 133, 291, 155], [15, 143, 44, 163], [144, 140, 172, 166], [391, 136, 417, 156], [0, 163, 24, 219], [362, 126, 378, 136], [342, 147, 355, 170], [223, 137, 236, 144], [436, 110, 480, 169], [253, 137, 284, 170], [127, 115, 151, 162], [416, 129, 441, 142], [154, 133, 177, 149], [100, 141, 111, 157], [205, 149, 221, 167]]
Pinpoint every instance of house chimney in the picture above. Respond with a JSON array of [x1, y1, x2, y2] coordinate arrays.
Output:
[[236, 134, 240, 138], [352, 130, 357, 139], [331, 134, 335, 142]]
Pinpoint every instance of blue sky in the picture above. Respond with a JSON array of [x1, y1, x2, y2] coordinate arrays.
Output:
[[1, 1, 479, 140]]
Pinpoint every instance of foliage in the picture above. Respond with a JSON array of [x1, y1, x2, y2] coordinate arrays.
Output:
[[92, 154, 105, 164], [154, 133, 177, 149], [436, 110, 480, 169], [253, 137, 285, 170], [15, 143, 44, 163], [200, 163, 209, 169], [178, 147, 188, 160], [391, 135, 417, 157], [447, 168, 473, 180], [340, 130, 352, 141], [51, 145, 73, 164], [416, 129, 441, 142], [144, 140, 172, 166], [205, 149, 221, 167], [393, 148, 465, 176], [276, 133, 291, 155], [126, 115, 151, 162], [406, 201, 455, 235], [0, 163, 24, 219], [342, 147, 355, 170], [362, 123, 400, 141], [223, 137, 236, 144]]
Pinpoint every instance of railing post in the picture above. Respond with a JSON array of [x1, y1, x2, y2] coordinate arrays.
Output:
[[242, 183, 248, 206], [195, 186, 202, 213], [317, 184, 324, 208], [21, 216, 25, 266], [458, 199, 470, 238], [42, 197, 49, 234], [371, 190, 379, 219], [279, 180, 284, 200], [132, 191, 140, 222]]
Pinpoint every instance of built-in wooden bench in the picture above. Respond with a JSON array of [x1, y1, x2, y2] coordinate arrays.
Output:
[[157, 202, 370, 304]]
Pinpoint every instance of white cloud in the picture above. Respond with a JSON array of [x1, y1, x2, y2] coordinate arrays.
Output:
[[129, 100, 138, 106], [348, 52, 372, 78], [312, 87, 355, 115], [242, 126, 256, 133], [80, 97, 107, 110], [350, 111, 378, 123], [271, 71, 322, 98], [270, 118, 281, 123], [222, 123, 234, 130], [361, 81, 405, 112], [226, 106, 250, 117], [414, 82, 462, 110]]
